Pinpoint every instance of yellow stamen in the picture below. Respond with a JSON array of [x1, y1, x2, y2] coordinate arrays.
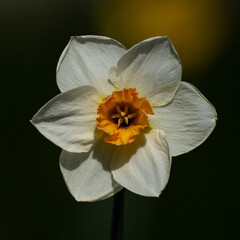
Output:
[[124, 105, 128, 115], [118, 118, 123, 128], [112, 113, 121, 118], [113, 104, 134, 127], [124, 117, 129, 125], [115, 104, 122, 114], [127, 113, 137, 119]]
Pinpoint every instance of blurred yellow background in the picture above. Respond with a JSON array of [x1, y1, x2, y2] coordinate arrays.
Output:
[[96, 0, 229, 74]]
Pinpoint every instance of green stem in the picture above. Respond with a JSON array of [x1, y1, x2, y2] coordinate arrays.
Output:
[[110, 189, 125, 240]]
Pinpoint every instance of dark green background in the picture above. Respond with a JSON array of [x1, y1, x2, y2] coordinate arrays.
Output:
[[2, 0, 239, 239]]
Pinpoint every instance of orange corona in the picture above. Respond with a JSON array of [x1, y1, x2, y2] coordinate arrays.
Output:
[[97, 88, 154, 145]]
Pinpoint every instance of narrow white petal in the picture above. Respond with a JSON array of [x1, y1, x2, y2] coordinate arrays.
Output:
[[60, 139, 122, 202], [57, 35, 126, 96], [111, 129, 171, 197], [31, 86, 101, 153], [149, 82, 217, 156], [109, 36, 182, 106]]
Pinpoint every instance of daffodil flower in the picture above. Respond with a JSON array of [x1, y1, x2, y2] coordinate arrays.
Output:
[[31, 35, 217, 201]]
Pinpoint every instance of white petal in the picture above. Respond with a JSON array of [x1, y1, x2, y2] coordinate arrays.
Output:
[[31, 86, 101, 153], [60, 139, 122, 202], [111, 129, 171, 197], [149, 82, 217, 156], [57, 35, 126, 96], [109, 36, 182, 106]]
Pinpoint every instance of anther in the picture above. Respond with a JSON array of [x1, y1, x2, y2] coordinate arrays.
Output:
[[124, 105, 128, 115], [112, 113, 121, 118], [115, 105, 122, 114], [118, 118, 123, 128], [127, 113, 137, 119]]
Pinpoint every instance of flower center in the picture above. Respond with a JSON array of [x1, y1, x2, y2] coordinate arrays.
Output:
[[97, 88, 153, 145], [112, 104, 137, 128]]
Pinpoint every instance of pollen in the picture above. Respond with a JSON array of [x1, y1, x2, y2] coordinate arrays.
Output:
[[97, 88, 153, 145]]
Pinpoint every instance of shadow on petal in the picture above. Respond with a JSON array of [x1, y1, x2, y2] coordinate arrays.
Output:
[[60, 127, 102, 171], [110, 129, 148, 170], [91, 135, 117, 171], [60, 127, 150, 173], [60, 151, 90, 171]]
